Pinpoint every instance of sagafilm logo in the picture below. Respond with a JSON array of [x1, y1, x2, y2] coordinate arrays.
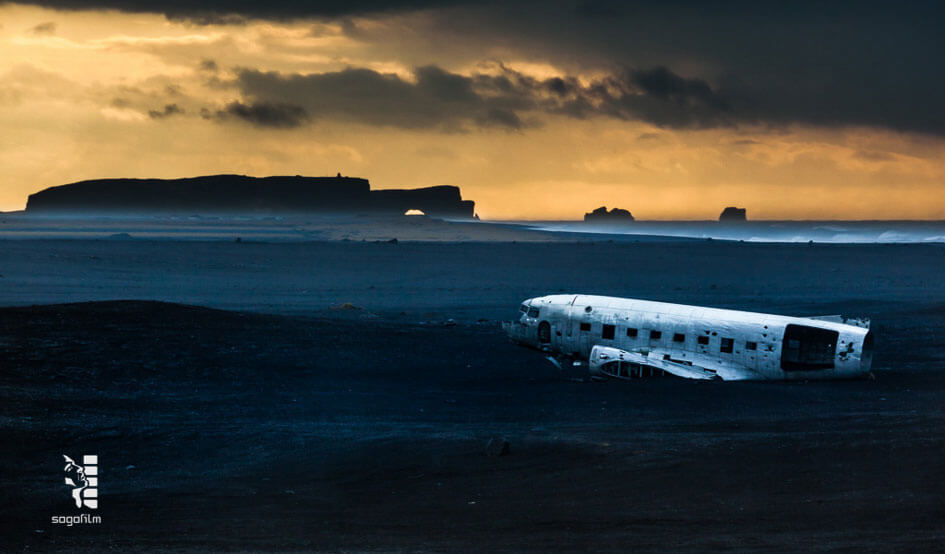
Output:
[[63, 454, 98, 509], [52, 454, 102, 526]]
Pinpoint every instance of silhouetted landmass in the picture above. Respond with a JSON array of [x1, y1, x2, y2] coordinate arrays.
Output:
[[584, 206, 635, 222], [25, 174, 475, 218], [719, 206, 747, 222]]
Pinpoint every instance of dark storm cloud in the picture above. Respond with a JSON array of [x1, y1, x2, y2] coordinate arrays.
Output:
[[193, 58, 739, 132], [147, 103, 183, 118], [592, 67, 734, 128], [418, 1, 945, 136], [233, 65, 535, 131], [475, 108, 523, 130], [228, 64, 742, 131], [25, 0, 939, 135], [630, 67, 727, 110], [198, 59, 218, 72], [213, 100, 309, 128], [1, 0, 471, 20]]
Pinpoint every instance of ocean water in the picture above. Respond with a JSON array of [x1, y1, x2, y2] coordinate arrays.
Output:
[[518, 220, 945, 243], [2, 212, 945, 243]]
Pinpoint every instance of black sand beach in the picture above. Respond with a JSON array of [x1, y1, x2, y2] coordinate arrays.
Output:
[[3, 239, 945, 551]]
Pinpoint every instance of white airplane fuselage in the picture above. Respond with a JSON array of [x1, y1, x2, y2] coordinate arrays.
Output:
[[503, 294, 874, 381]]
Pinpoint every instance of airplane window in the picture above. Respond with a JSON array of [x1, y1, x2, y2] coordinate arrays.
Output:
[[720, 337, 734, 353], [602, 324, 615, 340], [580, 322, 591, 332], [627, 327, 638, 338], [650, 330, 662, 340], [673, 333, 685, 343], [527, 307, 540, 318], [697, 335, 709, 345], [746, 341, 757, 350]]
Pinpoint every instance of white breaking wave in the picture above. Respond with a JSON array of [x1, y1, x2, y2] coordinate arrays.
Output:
[[514, 220, 945, 243]]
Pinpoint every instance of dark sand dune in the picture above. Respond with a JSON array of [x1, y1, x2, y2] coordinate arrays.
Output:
[[2, 240, 945, 551]]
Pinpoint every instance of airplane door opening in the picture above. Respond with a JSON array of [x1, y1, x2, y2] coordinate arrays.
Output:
[[780, 324, 839, 371]]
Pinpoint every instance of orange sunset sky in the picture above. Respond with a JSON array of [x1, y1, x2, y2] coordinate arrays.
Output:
[[1, 1, 944, 219]]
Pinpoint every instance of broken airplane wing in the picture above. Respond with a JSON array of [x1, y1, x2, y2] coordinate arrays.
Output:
[[589, 345, 762, 381]]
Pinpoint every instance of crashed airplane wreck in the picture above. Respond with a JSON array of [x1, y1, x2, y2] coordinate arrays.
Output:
[[503, 295, 873, 381]]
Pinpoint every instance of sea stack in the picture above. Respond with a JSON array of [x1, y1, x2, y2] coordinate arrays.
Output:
[[584, 206, 635, 223], [719, 207, 747, 223]]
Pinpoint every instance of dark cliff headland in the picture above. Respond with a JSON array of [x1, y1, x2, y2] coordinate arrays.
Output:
[[25, 174, 475, 218]]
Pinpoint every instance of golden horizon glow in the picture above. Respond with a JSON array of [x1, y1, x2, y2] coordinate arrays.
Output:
[[2, 4, 944, 220]]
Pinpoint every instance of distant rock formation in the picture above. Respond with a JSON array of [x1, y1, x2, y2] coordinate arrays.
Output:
[[584, 206, 635, 223], [369, 186, 474, 218], [25, 175, 475, 218], [719, 206, 747, 223]]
